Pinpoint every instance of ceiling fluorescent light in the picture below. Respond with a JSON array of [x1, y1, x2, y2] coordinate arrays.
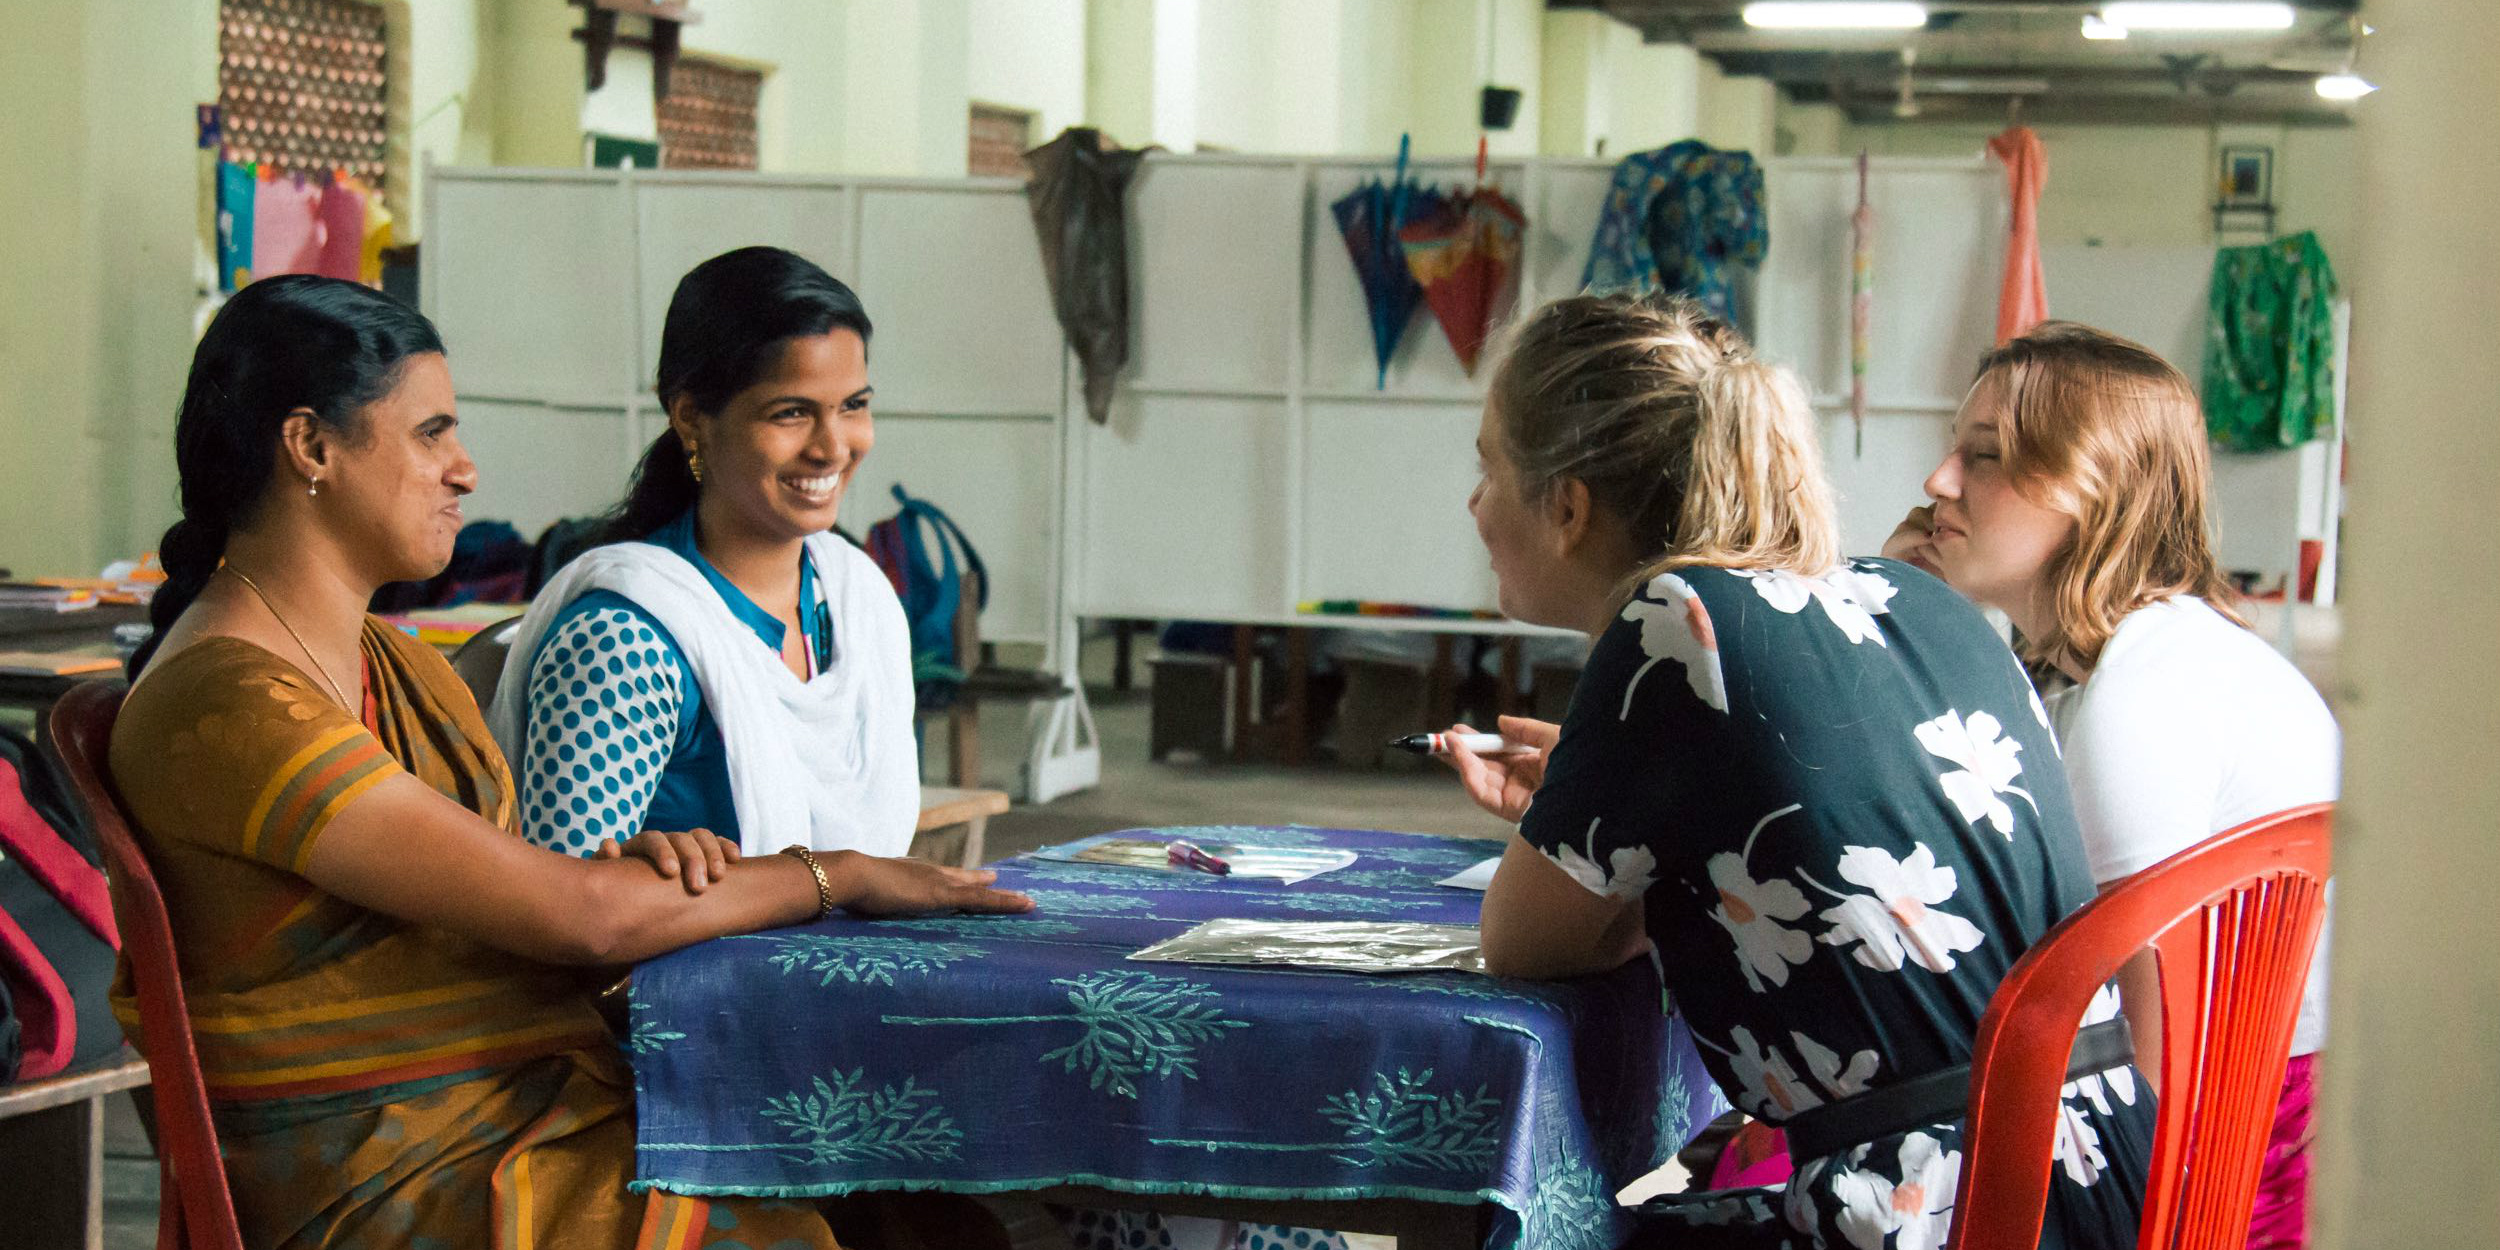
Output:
[[2081, 15, 2129, 39], [2315, 73, 2378, 100], [2098, 3, 2297, 32], [1742, 3, 1928, 30]]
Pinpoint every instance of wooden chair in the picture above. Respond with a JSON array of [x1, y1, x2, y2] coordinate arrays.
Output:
[[1948, 803, 2332, 1250], [49, 682, 245, 1250]]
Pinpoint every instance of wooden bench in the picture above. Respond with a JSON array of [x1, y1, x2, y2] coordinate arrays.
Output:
[[910, 784, 1011, 868], [0, 1056, 153, 1249]]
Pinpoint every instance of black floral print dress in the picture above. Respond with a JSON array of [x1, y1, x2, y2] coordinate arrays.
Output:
[[1520, 559, 2151, 1250]]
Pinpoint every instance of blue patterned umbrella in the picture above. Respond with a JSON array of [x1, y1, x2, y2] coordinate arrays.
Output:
[[1331, 134, 1442, 388]]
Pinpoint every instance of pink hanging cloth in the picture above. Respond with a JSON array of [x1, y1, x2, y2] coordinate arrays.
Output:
[[315, 177, 368, 282], [250, 170, 325, 280], [1986, 125, 2049, 343]]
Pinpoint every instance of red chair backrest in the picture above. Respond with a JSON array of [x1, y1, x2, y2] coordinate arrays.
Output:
[[49, 682, 246, 1250], [1948, 803, 2332, 1250]]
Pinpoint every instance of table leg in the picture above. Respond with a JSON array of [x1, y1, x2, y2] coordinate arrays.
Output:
[[1498, 637, 1524, 719], [0, 1093, 105, 1249], [1230, 625, 1257, 762], [1427, 635, 1458, 729], [949, 700, 981, 789], [1282, 628, 1312, 767], [960, 816, 988, 869], [1113, 620, 1136, 692]]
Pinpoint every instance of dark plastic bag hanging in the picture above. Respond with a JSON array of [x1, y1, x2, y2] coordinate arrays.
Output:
[[1023, 127, 1152, 425]]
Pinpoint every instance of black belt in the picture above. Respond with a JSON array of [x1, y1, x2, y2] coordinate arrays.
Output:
[[1782, 1017, 2136, 1162]]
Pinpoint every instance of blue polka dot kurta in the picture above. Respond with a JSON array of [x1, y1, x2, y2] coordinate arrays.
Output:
[[515, 511, 827, 855]]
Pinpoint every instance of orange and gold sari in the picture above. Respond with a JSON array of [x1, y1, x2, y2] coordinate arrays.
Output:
[[108, 620, 835, 1249]]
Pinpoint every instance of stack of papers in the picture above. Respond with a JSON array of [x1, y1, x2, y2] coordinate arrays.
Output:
[[1033, 835, 1358, 885], [1129, 919, 1486, 974], [0, 582, 99, 613], [381, 602, 526, 648], [0, 650, 121, 678]]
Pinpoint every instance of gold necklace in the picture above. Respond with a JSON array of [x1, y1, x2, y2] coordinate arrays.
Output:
[[222, 566, 358, 711]]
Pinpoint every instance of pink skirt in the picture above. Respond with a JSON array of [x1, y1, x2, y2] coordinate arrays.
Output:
[[2247, 1053, 2317, 1250], [1696, 1054, 2315, 1250]]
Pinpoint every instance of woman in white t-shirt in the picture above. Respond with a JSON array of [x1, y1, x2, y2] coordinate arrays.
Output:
[[1886, 321, 2337, 1250]]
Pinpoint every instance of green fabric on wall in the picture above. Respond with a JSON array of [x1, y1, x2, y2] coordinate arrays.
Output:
[[2204, 230, 2340, 452]]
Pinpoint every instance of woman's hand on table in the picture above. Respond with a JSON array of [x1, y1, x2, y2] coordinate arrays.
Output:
[[828, 852, 1035, 917], [599, 828, 739, 894], [1440, 716, 1558, 824], [1882, 505, 1942, 575]]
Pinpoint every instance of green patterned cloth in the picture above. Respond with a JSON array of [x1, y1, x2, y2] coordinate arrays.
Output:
[[2204, 230, 2340, 451]]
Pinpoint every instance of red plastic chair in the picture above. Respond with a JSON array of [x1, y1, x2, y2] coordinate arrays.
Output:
[[1948, 803, 2332, 1250], [50, 682, 246, 1250]]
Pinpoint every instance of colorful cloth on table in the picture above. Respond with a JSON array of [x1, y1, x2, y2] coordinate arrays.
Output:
[[490, 511, 917, 859], [315, 176, 366, 282], [2203, 231, 2340, 451], [1583, 142, 1767, 326], [216, 160, 257, 292], [2249, 1053, 2316, 1250], [507, 510, 828, 855], [627, 826, 1725, 1250], [251, 170, 325, 280], [1988, 125, 2050, 342], [1518, 561, 2150, 1249], [107, 620, 836, 1249]]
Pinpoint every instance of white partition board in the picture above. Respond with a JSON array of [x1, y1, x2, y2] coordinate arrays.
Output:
[[453, 399, 645, 538], [426, 174, 639, 405], [425, 167, 1061, 646], [2041, 242, 2339, 586]]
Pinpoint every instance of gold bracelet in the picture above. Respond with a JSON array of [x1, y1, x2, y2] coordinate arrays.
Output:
[[779, 845, 836, 921]]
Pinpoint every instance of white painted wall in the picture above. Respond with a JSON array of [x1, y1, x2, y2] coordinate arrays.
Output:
[[0, 0, 215, 577], [967, 0, 1089, 141], [1845, 120, 2360, 278]]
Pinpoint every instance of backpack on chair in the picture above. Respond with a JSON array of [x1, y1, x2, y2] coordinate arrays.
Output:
[[0, 725, 121, 1083], [863, 484, 989, 711]]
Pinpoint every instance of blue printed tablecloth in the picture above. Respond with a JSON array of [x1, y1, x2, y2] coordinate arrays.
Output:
[[627, 826, 1727, 1250]]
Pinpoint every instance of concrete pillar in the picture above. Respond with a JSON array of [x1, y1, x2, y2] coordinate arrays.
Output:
[[2312, 1, 2500, 1243]]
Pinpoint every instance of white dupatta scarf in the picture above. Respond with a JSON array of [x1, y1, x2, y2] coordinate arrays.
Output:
[[487, 534, 920, 858]]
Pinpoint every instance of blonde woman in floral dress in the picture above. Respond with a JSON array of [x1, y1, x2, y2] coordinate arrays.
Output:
[[1440, 295, 2151, 1249]]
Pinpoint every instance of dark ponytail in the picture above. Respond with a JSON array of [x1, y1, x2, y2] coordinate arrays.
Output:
[[594, 247, 873, 545], [129, 275, 444, 676]]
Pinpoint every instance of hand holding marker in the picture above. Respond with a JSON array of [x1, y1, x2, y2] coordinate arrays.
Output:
[[1389, 732, 1539, 758]]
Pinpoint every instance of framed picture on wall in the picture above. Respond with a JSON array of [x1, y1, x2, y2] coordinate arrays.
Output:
[[2219, 145, 2275, 207]]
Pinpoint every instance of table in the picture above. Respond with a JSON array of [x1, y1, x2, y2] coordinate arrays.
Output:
[[0, 606, 140, 742], [627, 826, 1726, 1250], [0, 1055, 152, 1250]]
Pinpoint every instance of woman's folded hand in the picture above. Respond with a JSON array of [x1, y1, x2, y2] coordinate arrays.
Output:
[[599, 828, 740, 894], [1883, 505, 1941, 574]]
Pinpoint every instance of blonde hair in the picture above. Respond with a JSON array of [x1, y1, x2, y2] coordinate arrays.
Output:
[[1488, 294, 1840, 597], [1978, 321, 2246, 672]]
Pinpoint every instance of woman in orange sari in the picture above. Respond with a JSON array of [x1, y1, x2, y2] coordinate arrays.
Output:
[[109, 275, 1031, 1249]]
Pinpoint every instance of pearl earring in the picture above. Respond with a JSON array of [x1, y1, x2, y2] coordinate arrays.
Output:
[[308, 478, 322, 498]]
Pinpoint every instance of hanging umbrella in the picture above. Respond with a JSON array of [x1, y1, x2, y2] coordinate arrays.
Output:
[[1400, 138, 1526, 376], [1850, 151, 1875, 457], [1024, 127, 1153, 425], [1331, 134, 1440, 388]]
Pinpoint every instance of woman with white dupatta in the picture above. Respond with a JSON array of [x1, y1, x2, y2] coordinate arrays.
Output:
[[489, 247, 921, 869]]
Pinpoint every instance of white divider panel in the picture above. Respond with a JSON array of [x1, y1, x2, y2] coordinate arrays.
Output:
[[1299, 400, 1496, 610], [427, 174, 638, 404], [2040, 241, 2339, 591], [1522, 164, 1618, 306], [455, 399, 642, 537], [632, 180, 856, 383], [838, 415, 1058, 643], [851, 184, 1062, 418], [1304, 159, 1527, 397], [1079, 395, 1292, 620], [1758, 159, 2004, 407], [1126, 162, 1304, 394]]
